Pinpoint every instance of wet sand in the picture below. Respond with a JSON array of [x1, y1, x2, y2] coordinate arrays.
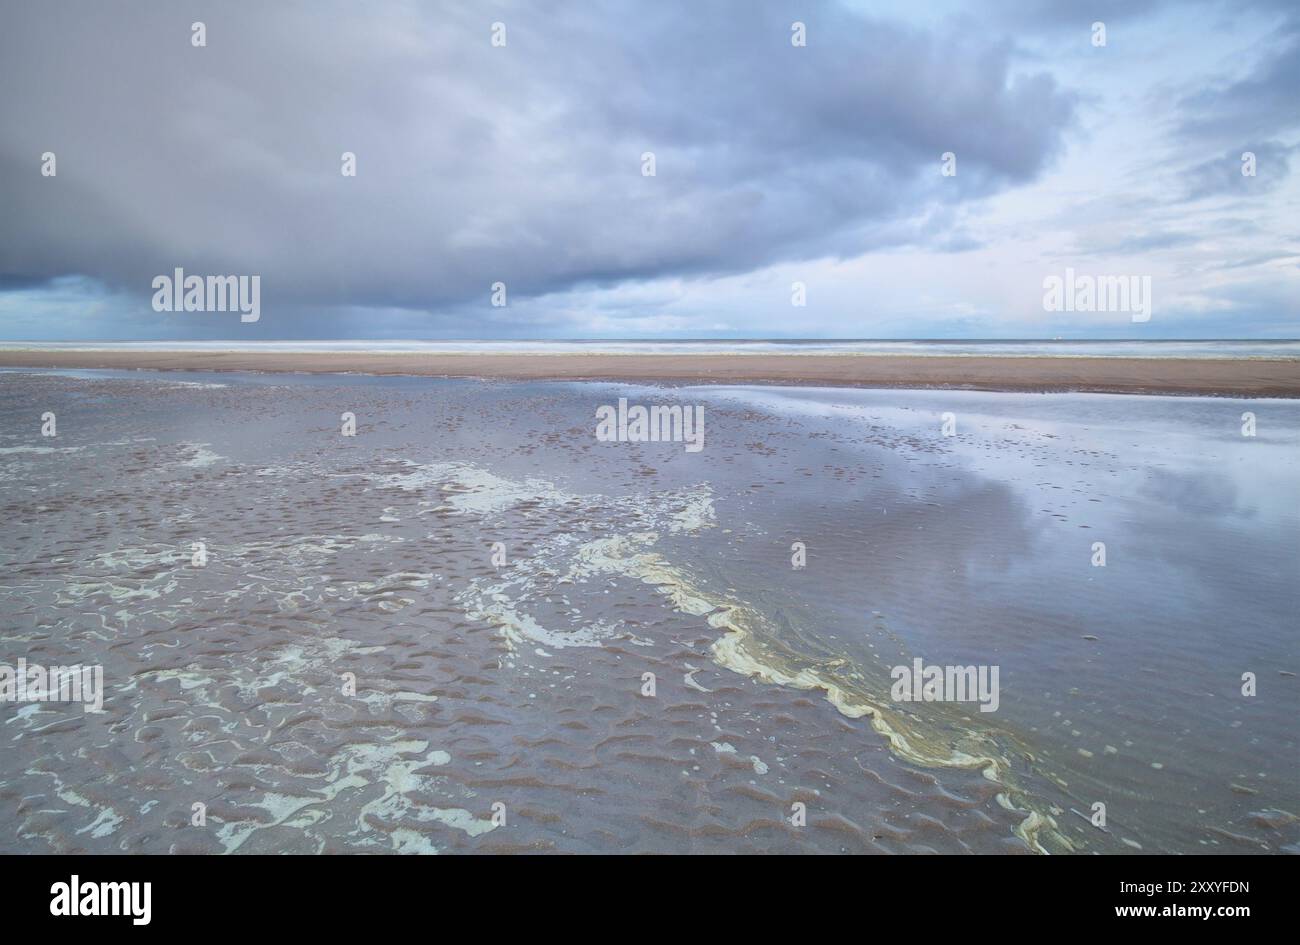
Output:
[[3, 369, 1296, 854], [2, 348, 1298, 396]]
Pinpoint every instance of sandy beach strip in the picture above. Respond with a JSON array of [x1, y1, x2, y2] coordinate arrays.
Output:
[[2, 348, 1298, 397]]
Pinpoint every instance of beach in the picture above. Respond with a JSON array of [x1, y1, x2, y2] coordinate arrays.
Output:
[[2, 347, 1299, 397], [5, 0, 1298, 880], [2, 367, 1296, 854]]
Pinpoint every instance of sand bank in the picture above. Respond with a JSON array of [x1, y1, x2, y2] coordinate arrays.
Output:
[[1, 348, 1297, 396]]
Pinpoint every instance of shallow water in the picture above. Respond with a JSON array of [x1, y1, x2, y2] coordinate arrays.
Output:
[[0, 370, 1295, 853]]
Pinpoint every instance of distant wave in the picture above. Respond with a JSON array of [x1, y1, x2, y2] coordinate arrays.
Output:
[[4, 339, 1299, 358]]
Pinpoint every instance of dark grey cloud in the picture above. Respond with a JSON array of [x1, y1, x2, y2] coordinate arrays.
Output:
[[1176, 22, 1300, 144], [1182, 142, 1295, 200], [1104, 5, 1300, 271], [1008, 0, 1296, 30], [0, 0, 1076, 329], [1082, 229, 1202, 255]]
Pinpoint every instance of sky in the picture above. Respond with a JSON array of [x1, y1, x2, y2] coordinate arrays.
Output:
[[0, 0, 1297, 340]]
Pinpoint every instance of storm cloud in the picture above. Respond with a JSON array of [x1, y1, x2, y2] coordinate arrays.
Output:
[[0, 1, 1075, 329], [0, 0, 1296, 338]]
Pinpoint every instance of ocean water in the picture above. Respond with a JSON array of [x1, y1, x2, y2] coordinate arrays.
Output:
[[1, 369, 1296, 853], [4, 339, 1300, 358]]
